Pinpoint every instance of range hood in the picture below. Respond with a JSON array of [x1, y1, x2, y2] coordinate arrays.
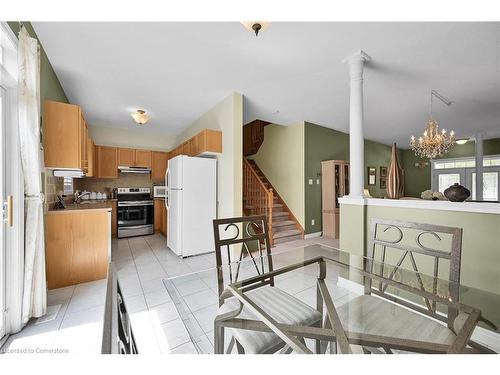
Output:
[[53, 169, 85, 178], [118, 166, 151, 174]]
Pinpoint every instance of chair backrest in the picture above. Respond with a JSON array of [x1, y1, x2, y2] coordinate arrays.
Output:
[[366, 218, 462, 328], [212, 215, 274, 303]]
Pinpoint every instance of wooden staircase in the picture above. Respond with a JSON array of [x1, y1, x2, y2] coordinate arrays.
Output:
[[243, 158, 304, 246]]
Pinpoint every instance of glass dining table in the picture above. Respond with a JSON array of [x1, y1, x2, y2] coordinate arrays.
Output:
[[162, 244, 500, 354]]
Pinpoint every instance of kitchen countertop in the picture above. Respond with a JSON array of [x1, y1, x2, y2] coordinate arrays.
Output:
[[47, 199, 116, 214]]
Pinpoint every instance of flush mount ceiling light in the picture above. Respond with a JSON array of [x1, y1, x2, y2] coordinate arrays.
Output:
[[455, 138, 469, 145], [241, 21, 270, 36], [131, 109, 150, 125]]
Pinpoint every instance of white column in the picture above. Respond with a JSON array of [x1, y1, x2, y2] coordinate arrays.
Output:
[[343, 50, 371, 198], [475, 133, 484, 201]]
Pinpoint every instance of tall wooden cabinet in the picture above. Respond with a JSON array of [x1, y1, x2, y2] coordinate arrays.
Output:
[[152, 151, 169, 182], [321, 160, 349, 239]]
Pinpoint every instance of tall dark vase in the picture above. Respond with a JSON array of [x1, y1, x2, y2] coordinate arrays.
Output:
[[386, 143, 405, 199]]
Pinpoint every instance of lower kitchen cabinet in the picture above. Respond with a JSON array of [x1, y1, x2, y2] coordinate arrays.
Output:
[[154, 199, 167, 236], [46, 209, 111, 289]]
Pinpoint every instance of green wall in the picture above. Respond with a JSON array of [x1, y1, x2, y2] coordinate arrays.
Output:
[[304, 122, 403, 234], [8, 21, 69, 111], [403, 138, 500, 197]]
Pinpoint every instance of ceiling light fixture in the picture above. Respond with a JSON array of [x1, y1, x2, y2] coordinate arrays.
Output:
[[455, 138, 469, 145], [131, 109, 150, 125], [410, 90, 456, 159], [241, 21, 270, 36]]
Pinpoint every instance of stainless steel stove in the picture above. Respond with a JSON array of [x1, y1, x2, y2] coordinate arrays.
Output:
[[117, 187, 154, 238]]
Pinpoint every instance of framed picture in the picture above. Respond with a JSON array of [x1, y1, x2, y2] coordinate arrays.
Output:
[[380, 166, 387, 178], [380, 178, 387, 189], [367, 167, 376, 186]]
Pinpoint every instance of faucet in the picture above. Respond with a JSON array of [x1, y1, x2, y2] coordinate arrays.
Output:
[[75, 191, 90, 204]]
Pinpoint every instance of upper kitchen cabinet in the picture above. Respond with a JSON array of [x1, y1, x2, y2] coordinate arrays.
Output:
[[152, 151, 168, 182], [167, 129, 223, 160], [118, 148, 152, 168], [44, 100, 88, 171], [86, 138, 95, 177], [118, 148, 135, 166], [135, 150, 152, 168], [197, 129, 222, 155], [97, 146, 118, 178]]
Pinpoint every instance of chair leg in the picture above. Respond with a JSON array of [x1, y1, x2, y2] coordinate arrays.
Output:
[[314, 320, 322, 354], [226, 336, 235, 354], [236, 340, 245, 354]]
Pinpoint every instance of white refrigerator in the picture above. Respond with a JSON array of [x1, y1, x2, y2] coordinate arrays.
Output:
[[166, 155, 217, 257]]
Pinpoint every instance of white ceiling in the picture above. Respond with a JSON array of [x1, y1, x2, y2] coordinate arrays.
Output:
[[32, 22, 500, 147]]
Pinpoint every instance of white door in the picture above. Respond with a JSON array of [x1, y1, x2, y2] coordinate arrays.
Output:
[[0, 86, 6, 339], [167, 189, 182, 256], [467, 167, 500, 201], [433, 168, 466, 194]]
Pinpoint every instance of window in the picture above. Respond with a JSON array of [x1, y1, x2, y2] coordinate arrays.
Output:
[[433, 156, 500, 170], [438, 174, 460, 193]]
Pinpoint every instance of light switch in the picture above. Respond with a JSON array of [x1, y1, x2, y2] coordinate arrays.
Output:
[[311, 219, 315, 226], [308, 179, 313, 185], [316, 179, 320, 185]]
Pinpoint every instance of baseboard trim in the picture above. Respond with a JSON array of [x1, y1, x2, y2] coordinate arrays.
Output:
[[304, 231, 322, 240]]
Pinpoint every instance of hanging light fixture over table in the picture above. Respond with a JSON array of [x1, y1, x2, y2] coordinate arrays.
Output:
[[410, 90, 456, 159]]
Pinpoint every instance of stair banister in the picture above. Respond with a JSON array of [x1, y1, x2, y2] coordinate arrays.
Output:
[[243, 158, 274, 246]]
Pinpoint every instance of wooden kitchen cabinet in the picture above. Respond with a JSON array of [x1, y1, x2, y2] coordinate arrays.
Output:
[[154, 199, 167, 236], [46, 210, 109, 289], [118, 147, 152, 168], [86, 138, 95, 177], [97, 146, 118, 178], [44, 100, 87, 170], [198, 129, 222, 154], [118, 148, 135, 166], [152, 151, 168, 182], [135, 150, 152, 168]]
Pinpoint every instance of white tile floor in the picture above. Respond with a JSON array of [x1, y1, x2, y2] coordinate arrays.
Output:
[[2, 233, 343, 354]]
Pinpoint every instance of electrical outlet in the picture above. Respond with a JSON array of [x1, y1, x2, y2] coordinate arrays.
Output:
[[308, 179, 313, 185], [311, 219, 315, 226], [316, 179, 320, 185]]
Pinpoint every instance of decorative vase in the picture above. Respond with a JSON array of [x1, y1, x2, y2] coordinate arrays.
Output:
[[444, 183, 470, 202], [386, 143, 405, 199]]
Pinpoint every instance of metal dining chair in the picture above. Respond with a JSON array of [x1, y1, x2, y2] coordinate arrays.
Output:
[[212, 215, 322, 354], [336, 218, 492, 353]]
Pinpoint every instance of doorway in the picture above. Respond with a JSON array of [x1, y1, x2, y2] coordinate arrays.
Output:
[[0, 85, 6, 340]]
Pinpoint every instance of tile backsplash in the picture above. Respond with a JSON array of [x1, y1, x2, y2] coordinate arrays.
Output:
[[73, 173, 155, 194], [44, 169, 64, 205]]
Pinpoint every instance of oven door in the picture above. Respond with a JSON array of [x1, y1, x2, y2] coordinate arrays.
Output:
[[118, 201, 154, 227]]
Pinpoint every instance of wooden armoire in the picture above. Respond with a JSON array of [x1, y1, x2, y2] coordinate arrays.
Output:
[[321, 160, 349, 239]]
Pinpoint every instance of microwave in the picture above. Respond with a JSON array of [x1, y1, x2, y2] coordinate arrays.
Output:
[[153, 186, 167, 198]]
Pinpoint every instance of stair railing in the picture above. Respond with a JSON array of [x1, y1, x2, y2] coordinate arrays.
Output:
[[243, 159, 274, 246]]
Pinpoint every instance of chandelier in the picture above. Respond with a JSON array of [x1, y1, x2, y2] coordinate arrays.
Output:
[[410, 90, 456, 159]]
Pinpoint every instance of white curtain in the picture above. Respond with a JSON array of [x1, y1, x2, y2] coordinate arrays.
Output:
[[18, 26, 46, 323]]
